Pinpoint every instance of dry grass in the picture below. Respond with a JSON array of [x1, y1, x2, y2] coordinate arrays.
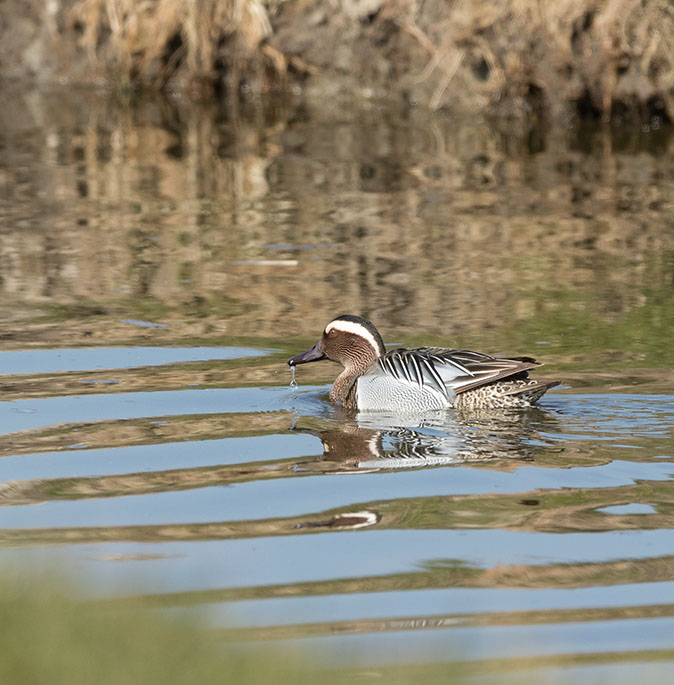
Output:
[[71, 0, 279, 92], [445, 0, 674, 119], [36, 0, 674, 117], [373, 0, 674, 119]]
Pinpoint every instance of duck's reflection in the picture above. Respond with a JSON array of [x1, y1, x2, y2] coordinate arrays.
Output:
[[294, 407, 558, 471]]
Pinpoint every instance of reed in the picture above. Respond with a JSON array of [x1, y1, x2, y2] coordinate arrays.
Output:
[[67, 0, 674, 119], [7, 0, 672, 120], [71, 0, 277, 92], [438, 0, 674, 119]]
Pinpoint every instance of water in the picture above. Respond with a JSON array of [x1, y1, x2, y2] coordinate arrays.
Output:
[[1, 86, 674, 681]]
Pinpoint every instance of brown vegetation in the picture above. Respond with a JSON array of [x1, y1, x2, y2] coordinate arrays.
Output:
[[70, 0, 277, 92], [2, 0, 673, 119]]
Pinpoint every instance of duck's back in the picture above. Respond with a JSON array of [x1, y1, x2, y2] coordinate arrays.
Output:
[[352, 347, 556, 412]]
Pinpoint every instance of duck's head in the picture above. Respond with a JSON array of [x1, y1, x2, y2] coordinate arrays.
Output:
[[287, 314, 386, 371]]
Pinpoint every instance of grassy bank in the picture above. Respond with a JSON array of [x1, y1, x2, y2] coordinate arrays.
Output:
[[0, 571, 314, 685]]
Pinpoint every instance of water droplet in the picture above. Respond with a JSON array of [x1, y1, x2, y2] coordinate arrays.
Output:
[[289, 364, 298, 390]]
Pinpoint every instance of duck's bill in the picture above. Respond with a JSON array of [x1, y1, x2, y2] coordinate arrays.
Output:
[[287, 342, 326, 366]]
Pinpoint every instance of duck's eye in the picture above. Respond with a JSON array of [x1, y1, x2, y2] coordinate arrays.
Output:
[[328, 329, 337, 337]]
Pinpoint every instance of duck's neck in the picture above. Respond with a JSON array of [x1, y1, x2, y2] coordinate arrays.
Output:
[[330, 369, 359, 408], [330, 357, 377, 409]]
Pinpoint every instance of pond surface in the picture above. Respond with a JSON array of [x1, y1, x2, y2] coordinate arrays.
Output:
[[1, 86, 674, 681]]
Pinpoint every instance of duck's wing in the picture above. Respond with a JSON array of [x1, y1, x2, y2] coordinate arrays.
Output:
[[375, 348, 454, 399], [427, 348, 541, 394], [377, 347, 541, 397]]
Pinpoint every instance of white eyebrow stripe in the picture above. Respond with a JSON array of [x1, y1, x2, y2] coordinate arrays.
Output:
[[325, 320, 381, 356]]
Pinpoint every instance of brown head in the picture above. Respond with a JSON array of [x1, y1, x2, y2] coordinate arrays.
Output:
[[287, 314, 386, 373]]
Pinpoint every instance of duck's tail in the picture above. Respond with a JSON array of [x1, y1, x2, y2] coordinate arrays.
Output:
[[507, 379, 560, 404]]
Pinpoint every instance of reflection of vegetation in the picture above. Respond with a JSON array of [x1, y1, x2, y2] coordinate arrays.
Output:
[[0, 454, 314, 504], [2, 478, 672, 545], [85, 551, 674, 628], [112, 552, 674, 608], [334, 650, 674, 684], [220, 601, 674, 640], [33, 295, 249, 325], [2, 87, 673, 366], [0, 354, 291, 403], [400, 250, 674, 374], [466, 264, 674, 372], [0, 411, 294, 457]]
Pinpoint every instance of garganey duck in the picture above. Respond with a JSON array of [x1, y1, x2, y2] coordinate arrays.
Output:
[[287, 314, 559, 411]]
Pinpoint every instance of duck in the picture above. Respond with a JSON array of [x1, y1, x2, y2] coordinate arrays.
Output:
[[287, 314, 559, 411]]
